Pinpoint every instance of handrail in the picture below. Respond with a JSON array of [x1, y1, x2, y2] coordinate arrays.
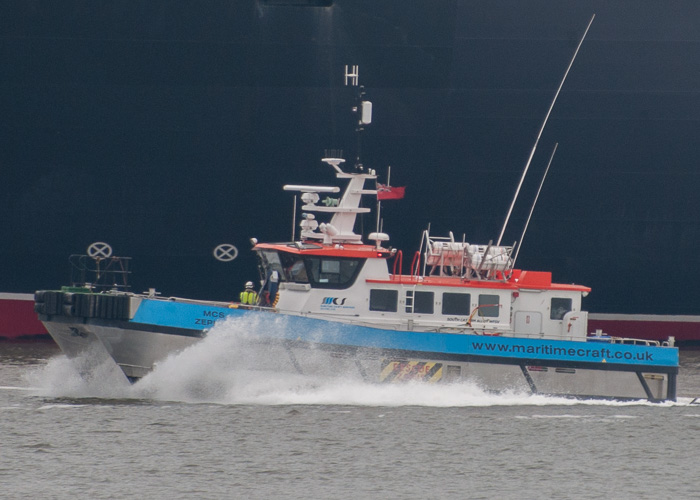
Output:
[[392, 250, 403, 282], [410, 251, 421, 277]]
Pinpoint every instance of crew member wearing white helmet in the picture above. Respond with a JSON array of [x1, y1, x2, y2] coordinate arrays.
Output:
[[240, 281, 258, 305]]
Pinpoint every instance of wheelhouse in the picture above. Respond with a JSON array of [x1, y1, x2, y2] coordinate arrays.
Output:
[[255, 243, 390, 290]]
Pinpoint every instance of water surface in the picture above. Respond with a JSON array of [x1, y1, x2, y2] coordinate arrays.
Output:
[[2, 339, 698, 499]]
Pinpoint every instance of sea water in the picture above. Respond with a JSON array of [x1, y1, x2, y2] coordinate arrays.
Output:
[[2, 318, 699, 499]]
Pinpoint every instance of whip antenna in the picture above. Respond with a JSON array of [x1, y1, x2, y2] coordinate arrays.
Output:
[[497, 14, 595, 246], [513, 142, 558, 267]]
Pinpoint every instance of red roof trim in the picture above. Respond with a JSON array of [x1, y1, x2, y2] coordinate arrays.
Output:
[[254, 242, 391, 259], [366, 276, 590, 292]]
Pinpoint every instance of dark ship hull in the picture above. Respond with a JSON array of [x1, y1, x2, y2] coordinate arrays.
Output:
[[2, 1, 700, 344]]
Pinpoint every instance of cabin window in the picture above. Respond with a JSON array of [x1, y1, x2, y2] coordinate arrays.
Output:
[[442, 292, 471, 316], [305, 257, 364, 289], [550, 297, 572, 320], [413, 291, 434, 314], [267, 252, 363, 288], [478, 294, 500, 318], [370, 289, 398, 312], [406, 290, 434, 314], [258, 250, 287, 281], [278, 253, 309, 283]]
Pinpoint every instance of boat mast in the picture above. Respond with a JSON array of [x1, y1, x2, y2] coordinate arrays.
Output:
[[345, 64, 372, 173], [497, 14, 595, 246], [375, 165, 391, 234]]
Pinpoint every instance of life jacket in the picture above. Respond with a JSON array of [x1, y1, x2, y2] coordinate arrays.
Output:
[[240, 289, 258, 305]]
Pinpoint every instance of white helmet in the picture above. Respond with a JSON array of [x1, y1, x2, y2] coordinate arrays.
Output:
[[245, 281, 254, 289]]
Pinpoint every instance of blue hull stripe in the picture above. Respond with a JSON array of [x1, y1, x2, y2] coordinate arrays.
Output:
[[131, 300, 679, 368]]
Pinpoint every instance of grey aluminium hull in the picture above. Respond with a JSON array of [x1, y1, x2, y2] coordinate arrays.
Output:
[[42, 315, 675, 401]]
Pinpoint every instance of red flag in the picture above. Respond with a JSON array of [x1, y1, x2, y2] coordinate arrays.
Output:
[[377, 183, 406, 200]]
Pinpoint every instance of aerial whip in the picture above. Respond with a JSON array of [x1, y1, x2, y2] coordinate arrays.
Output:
[[497, 14, 595, 246], [512, 142, 558, 267]]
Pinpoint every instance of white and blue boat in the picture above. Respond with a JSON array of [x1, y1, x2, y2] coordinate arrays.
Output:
[[35, 69, 679, 402]]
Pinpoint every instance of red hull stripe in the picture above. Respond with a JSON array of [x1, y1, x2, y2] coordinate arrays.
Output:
[[0, 296, 47, 337], [589, 314, 700, 342]]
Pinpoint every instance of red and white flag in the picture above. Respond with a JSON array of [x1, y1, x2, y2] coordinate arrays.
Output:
[[376, 183, 406, 200]]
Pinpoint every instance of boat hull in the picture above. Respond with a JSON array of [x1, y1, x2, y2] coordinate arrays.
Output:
[[39, 297, 679, 401], [45, 317, 202, 381], [0, 293, 48, 339], [589, 314, 700, 348]]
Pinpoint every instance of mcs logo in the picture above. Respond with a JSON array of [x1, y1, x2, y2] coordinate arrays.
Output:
[[322, 297, 347, 306]]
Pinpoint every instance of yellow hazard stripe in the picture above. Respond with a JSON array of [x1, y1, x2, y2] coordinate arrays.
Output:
[[380, 360, 443, 383]]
